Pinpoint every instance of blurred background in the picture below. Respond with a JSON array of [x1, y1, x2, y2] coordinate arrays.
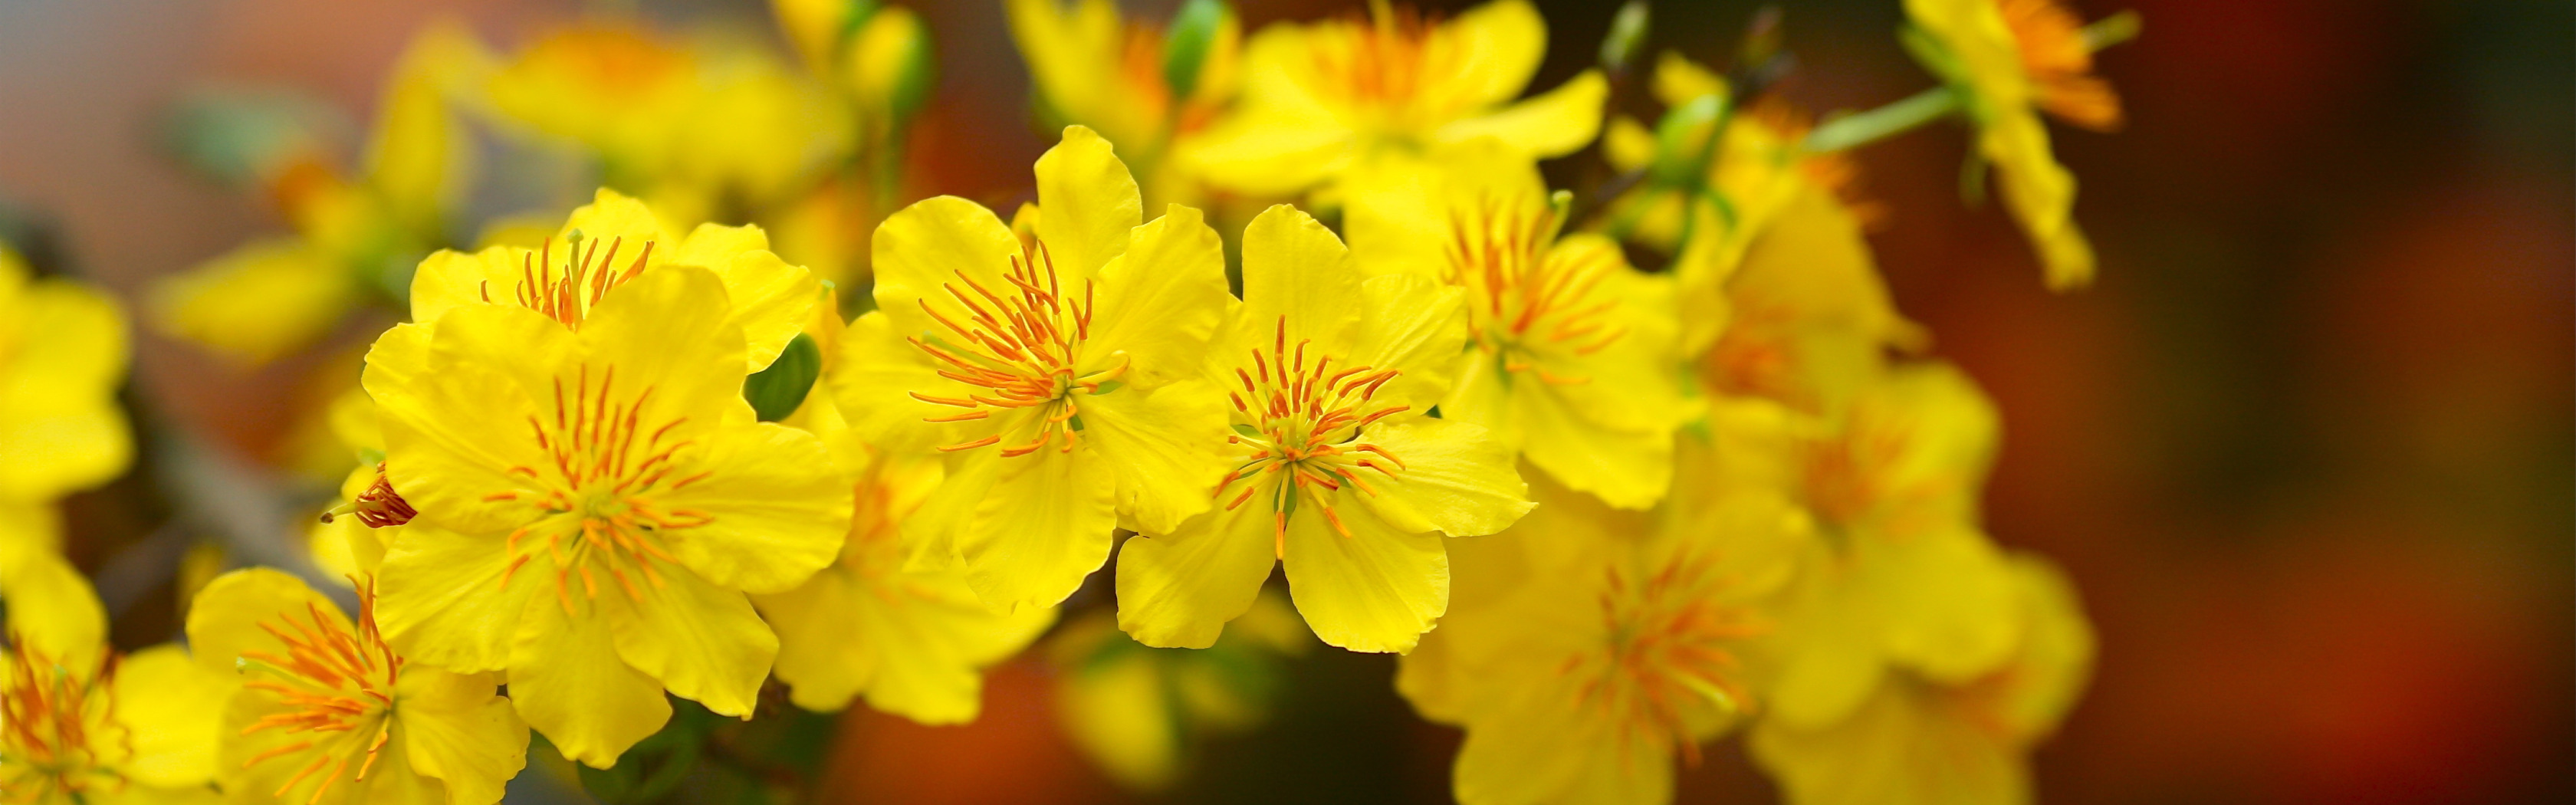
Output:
[[0, 0, 2566, 803]]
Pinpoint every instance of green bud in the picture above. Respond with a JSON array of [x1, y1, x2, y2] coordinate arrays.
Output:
[[744, 333, 823, 422], [1650, 94, 1727, 186], [1598, 1, 1650, 74], [847, 5, 936, 128], [1163, 0, 1230, 100]]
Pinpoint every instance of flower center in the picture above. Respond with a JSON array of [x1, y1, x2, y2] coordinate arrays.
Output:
[[476, 234, 658, 330], [1998, 0, 2121, 130], [1800, 425, 1907, 537], [1445, 196, 1626, 383], [1214, 317, 1411, 558], [907, 241, 1125, 458], [236, 583, 402, 805], [0, 642, 129, 802], [1582, 553, 1763, 765], [320, 464, 417, 528], [485, 362, 703, 613], [1308, 2, 1456, 129]]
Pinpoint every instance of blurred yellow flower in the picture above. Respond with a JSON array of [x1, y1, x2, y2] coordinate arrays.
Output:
[[835, 126, 1232, 613], [1905, 0, 2130, 290], [1730, 364, 2024, 734], [1697, 182, 1922, 420], [151, 25, 484, 366], [482, 22, 849, 221], [1399, 449, 1809, 805], [185, 569, 528, 805], [361, 265, 850, 766], [1050, 592, 1309, 791], [1348, 140, 1692, 509], [752, 399, 1056, 722], [1750, 553, 2094, 805], [407, 188, 820, 372], [0, 248, 130, 504], [1008, 0, 1240, 206], [1117, 204, 1530, 654], [0, 551, 229, 804], [1181, 0, 1605, 199]]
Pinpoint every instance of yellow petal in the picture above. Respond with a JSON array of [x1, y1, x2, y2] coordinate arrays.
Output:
[[113, 644, 232, 787], [1237, 204, 1363, 354], [1432, 69, 1608, 158], [559, 188, 674, 254], [1354, 416, 1531, 538], [1116, 504, 1277, 649], [652, 422, 849, 594], [1427, 0, 1548, 111], [1083, 204, 1230, 390], [868, 196, 1023, 336], [1757, 544, 1888, 731], [1346, 273, 1469, 413], [1512, 391, 1675, 511], [375, 313, 562, 537], [956, 445, 1119, 613], [1054, 649, 1178, 790], [1079, 380, 1227, 537], [506, 595, 671, 768], [1984, 111, 2095, 290], [1281, 498, 1444, 653], [0, 548, 105, 662], [831, 311, 971, 454], [1651, 50, 1728, 108], [394, 666, 529, 805], [1033, 126, 1144, 280], [603, 566, 776, 718], [1746, 674, 2031, 805], [1861, 527, 2021, 683], [1174, 106, 1351, 197], [670, 223, 820, 371], [150, 238, 353, 366], [1990, 552, 2095, 741], [376, 523, 537, 674], [0, 279, 131, 499], [578, 264, 755, 426], [182, 567, 345, 678]]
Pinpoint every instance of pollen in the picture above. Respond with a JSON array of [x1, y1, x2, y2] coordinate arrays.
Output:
[[1214, 317, 1411, 557]]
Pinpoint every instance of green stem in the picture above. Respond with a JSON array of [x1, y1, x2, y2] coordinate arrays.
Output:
[[1803, 86, 1958, 153], [2084, 10, 2142, 52]]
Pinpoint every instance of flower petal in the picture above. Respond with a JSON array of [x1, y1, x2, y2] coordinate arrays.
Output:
[[396, 666, 529, 805], [1116, 504, 1278, 649], [1083, 204, 1230, 389], [113, 644, 232, 788], [670, 223, 820, 371], [1237, 204, 1363, 354], [0, 280, 130, 499], [1355, 416, 1531, 537], [1033, 126, 1143, 281], [376, 523, 537, 674], [869, 196, 1023, 335], [1282, 498, 1446, 653], [1346, 272, 1469, 413], [580, 264, 754, 426], [507, 595, 672, 768], [1079, 380, 1227, 537], [654, 422, 849, 594], [1433, 70, 1608, 159], [182, 568, 347, 678], [0, 547, 105, 662], [603, 566, 777, 718], [957, 445, 1118, 612]]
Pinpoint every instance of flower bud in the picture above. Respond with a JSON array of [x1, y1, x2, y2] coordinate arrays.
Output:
[[772, 0, 878, 71], [1598, 1, 1650, 74], [1162, 0, 1231, 100], [846, 5, 935, 129]]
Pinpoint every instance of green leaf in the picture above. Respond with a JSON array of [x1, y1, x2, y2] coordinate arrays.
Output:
[[744, 333, 823, 422]]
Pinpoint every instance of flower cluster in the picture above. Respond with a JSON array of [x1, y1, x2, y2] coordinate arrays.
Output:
[[6, 0, 2136, 802]]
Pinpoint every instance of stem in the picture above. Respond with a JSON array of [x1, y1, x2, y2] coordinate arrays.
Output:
[[1803, 86, 1958, 153], [2084, 11, 2142, 52]]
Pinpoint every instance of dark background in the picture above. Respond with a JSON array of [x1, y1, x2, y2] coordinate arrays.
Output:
[[0, 0, 2566, 802]]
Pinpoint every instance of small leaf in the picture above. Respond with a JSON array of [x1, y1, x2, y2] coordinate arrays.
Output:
[[744, 333, 823, 422]]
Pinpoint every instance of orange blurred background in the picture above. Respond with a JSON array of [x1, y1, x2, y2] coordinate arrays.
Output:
[[0, 0, 2565, 803]]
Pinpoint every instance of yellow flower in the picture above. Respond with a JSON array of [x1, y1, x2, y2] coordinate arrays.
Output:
[[1180, 0, 1606, 199], [407, 188, 820, 372], [1727, 364, 2023, 733], [361, 265, 851, 767], [1697, 182, 1922, 420], [1905, 0, 2128, 290], [1116, 204, 1531, 654], [833, 126, 1233, 613], [1748, 553, 2094, 805], [751, 399, 1056, 722], [150, 25, 483, 366], [0, 551, 228, 804], [481, 23, 849, 219], [1346, 140, 1693, 509], [0, 248, 130, 503], [1007, 0, 1241, 205], [185, 569, 529, 805], [1049, 593, 1309, 791], [1396, 443, 1809, 805]]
